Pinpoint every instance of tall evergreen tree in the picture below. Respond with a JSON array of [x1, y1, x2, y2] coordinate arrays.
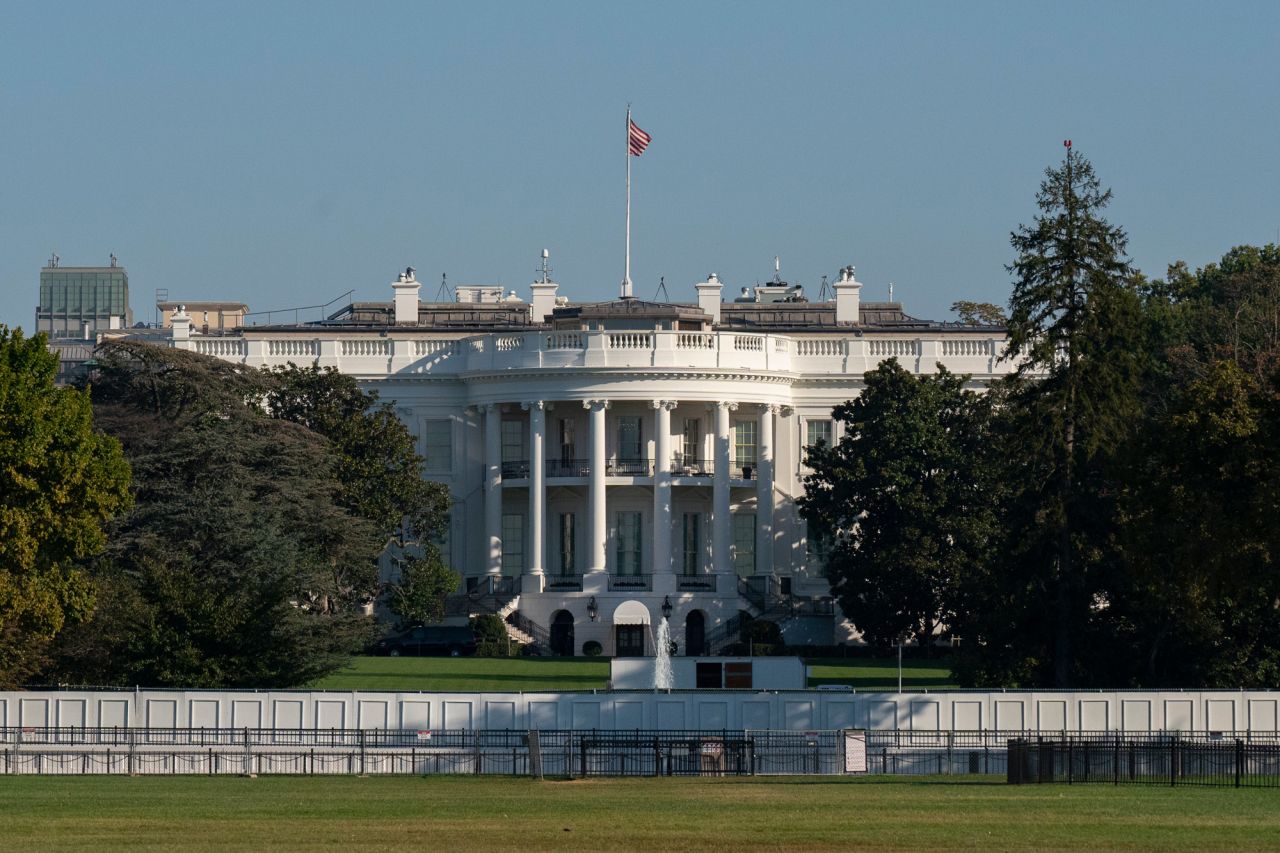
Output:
[[1001, 144, 1145, 686]]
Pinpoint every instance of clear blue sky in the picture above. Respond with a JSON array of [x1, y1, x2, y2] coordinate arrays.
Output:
[[3, 1, 1277, 331]]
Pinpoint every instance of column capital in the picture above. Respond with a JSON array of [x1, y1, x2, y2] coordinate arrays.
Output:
[[715, 401, 738, 412], [481, 402, 501, 414], [778, 405, 794, 417], [651, 399, 678, 411], [583, 399, 611, 411], [520, 400, 546, 412]]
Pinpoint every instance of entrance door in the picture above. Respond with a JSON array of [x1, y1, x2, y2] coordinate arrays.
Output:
[[550, 610, 575, 657], [685, 611, 706, 656], [615, 624, 645, 657]]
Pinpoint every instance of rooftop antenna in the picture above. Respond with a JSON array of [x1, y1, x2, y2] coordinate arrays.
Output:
[[538, 248, 552, 283], [434, 272, 453, 302], [109, 253, 118, 268], [818, 274, 832, 302], [654, 275, 669, 302], [888, 282, 895, 303], [773, 255, 782, 283], [49, 251, 59, 269]]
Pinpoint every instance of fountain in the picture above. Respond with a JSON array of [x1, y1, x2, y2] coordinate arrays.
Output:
[[654, 617, 674, 689]]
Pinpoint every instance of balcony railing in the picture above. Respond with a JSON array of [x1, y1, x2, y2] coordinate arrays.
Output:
[[500, 460, 529, 479], [544, 574, 583, 591], [670, 457, 713, 477], [677, 574, 716, 591], [607, 458, 653, 476], [546, 458, 590, 478], [608, 573, 652, 592]]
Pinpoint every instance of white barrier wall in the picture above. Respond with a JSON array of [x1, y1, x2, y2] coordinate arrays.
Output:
[[3, 690, 1278, 733]]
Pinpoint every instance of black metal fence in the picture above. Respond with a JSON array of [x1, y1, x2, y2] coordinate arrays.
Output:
[[3, 727, 1278, 780], [1008, 735, 1280, 788]]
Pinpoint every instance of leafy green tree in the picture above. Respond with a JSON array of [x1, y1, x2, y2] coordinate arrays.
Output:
[[387, 548, 459, 629], [799, 360, 1001, 647], [261, 365, 449, 553], [44, 342, 380, 687], [950, 300, 1007, 326], [999, 145, 1145, 686], [0, 327, 131, 686]]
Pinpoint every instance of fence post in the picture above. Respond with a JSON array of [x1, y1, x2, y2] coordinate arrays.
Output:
[[1067, 739, 1073, 785], [1235, 739, 1243, 789], [360, 729, 367, 776], [1170, 737, 1176, 787], [1113, 737, 1120, 786]]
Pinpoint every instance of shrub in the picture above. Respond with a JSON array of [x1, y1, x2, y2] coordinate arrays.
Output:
[[582, 640, 603, 657]]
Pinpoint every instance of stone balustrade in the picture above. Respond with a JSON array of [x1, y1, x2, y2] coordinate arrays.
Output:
[[176, 329, 1014, 378]]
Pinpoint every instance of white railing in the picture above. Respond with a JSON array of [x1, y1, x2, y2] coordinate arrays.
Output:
[[544, 332, 584, 350], [608, 333, 652, 350], [868, 339, 919, 358], [267, 340, 318, 358], [796, 339, 843, 357], [192, 338, 247, 357], [414, 339, 460, 357], [677, 333, 714, 349], [340, 339, 390, 357], [195, 330, 1016, 378], [494, 336, 525, 352], [942, 339, 992, 357]]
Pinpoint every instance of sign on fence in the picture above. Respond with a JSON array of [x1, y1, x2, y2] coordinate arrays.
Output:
[[844, 729, 868, 773]]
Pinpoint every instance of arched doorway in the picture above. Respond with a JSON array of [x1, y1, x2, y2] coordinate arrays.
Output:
[[549, 610, 575, 657], [612, 600, 651, 657], [685, 610, 707, 656]]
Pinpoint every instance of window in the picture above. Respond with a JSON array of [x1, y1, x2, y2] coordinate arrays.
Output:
[[615, 511, 643, 576], [682, 513, 702, 575], [501, 420, 527, 477], [696, 662, 723, 689], [617, 416, 642, 460], [724, 662, 753, 689], [681, 418, 701, 464], [558, 513, 576, 576], [732, 420, 757, 468], [559, 418, 576, 462], [805, 419, 833, 450], [733, 512, 756, 576], [421, 419, 453, 474], [501, 514, 525, 575], [694, 662, 753, 689]]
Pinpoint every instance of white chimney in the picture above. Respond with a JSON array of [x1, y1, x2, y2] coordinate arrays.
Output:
[[391, 267, 421, 324], [833, 265, 862, 324], [695, 273, 724, 324]]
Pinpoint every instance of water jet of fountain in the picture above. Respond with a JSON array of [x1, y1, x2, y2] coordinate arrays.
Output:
[[654, 617, 674, 690]]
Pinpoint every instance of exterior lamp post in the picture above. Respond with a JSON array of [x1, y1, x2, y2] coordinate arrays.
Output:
[[661, 595, 673, 620], [587, 596, 598, 622]]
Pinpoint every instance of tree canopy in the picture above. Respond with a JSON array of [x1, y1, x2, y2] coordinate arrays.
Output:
[[42, 344, 450, 688], [0, 327, 131, 686]]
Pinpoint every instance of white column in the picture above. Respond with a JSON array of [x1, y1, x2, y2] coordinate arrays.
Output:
[[585, 399, 609, 573], [652, 400, 676, 576], [484, 403, 503, 577], [713, 401, 736, 573], [757, 404, 776, 577], [524, 401, 546, 581]]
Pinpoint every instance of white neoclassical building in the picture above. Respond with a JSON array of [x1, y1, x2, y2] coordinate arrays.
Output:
[[169, 262, 1014, 657]]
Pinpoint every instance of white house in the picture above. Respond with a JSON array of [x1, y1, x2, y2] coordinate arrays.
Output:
[[169, 261, 1014, 657]]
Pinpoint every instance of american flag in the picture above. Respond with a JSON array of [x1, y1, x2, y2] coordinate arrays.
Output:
[[628, 119, 652, 156]]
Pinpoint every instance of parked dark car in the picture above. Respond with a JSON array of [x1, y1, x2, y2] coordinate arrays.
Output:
[[373, 626, 477, 657]]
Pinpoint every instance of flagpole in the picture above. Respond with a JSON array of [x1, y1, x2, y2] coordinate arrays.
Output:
[[623, 104, 633, 299]]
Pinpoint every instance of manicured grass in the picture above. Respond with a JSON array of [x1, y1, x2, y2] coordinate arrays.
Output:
[[310, 656, 956, 692], [310, 656, 611, 692], [3, 775, 1279, 851], [806, 657, 958, 691]]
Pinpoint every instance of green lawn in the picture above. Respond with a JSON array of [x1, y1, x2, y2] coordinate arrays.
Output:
[[806, 657, 958, 690], [310, 655, 955, 692], [3, 776, 1279, 851], [310, 656, 611, 692]]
